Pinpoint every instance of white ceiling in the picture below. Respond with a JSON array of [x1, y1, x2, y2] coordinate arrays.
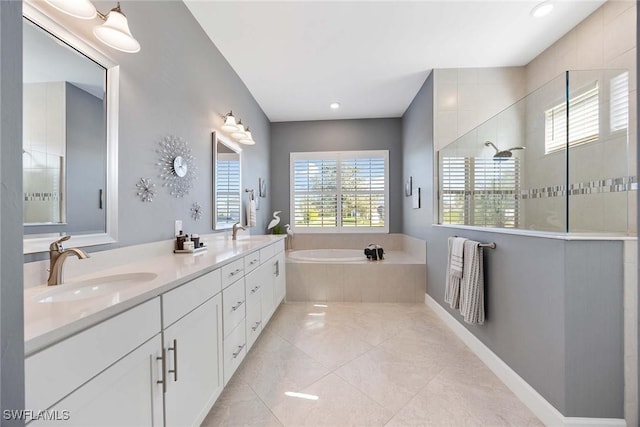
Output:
[[185, 0, 606, 122]]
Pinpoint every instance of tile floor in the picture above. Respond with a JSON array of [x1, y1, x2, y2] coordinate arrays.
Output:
[[202, 302, 543, 426]]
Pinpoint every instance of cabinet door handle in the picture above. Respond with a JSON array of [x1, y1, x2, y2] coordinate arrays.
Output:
[[168, 339, 178, 382], [252, 321, 262, 331], [274, 260, 280, 277], [250, 285, 260, 294], [232, 300, 244, 311], [229, 268, 242, 277], [156, 348, 167, 393], [232, 343, 246, 359]]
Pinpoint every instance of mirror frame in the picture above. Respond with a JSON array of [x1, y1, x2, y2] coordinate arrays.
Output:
[[23, 1, 119, 254], [212, 131, 243, 231]]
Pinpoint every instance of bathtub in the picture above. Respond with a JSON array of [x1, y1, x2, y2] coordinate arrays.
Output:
[[286, 235, 427, 303], [287, 249, 365, 263]]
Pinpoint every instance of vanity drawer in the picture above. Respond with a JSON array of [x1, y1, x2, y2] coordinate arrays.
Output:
[[222, 278, 246, 338], [274, 239, 285, 254], [245, 268, 264, 309], [26, 298, 161, 412], [244, 252, 261, 274], [162, 269, 222, 328], [245, 301, 262, 352], [221, 258, 245, 289], [223, 321, 246, 385], [259, 244, 276, 263]]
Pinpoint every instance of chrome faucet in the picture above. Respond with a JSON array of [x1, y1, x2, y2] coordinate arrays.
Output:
[[232, 222, 246, 240], [47, 236, 89, 286]]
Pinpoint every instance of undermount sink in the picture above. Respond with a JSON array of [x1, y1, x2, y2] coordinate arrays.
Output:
[[35, 272, 158, 303]]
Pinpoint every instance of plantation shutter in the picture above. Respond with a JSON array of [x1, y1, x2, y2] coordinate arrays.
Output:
[[341, 156, 386, 228], [292, 157, 338, 228], [610, 72, 629, 132], [216, 153, 241, 225]]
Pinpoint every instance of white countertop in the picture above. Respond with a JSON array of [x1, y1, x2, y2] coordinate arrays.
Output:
[[24, 235, 285, 356]]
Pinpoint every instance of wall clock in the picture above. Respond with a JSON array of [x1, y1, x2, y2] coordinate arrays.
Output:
[[157, 135, 197, 198]]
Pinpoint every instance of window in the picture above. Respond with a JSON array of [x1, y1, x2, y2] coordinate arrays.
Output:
[[610, 72, 629, 132], [544, 82, 599, 154], [291, 150, 388, 232], [216, 153, 241, 227], [440, 156, 520, 228]]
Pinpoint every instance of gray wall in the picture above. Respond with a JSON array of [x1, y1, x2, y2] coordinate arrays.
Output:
[[402, 71, 624, 418], [270, 118, 403, 232], [0, 0, 25, 422]]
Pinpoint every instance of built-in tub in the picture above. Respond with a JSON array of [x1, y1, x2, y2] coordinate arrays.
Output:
[[285, 234, 427, 303], [288, 249, 365, 263]]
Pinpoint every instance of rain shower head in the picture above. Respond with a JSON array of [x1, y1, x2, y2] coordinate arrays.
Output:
[[484, 141, 525, 159]]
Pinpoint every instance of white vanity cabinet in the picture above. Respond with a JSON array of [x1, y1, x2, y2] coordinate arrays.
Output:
[[25, 298, 163, 426], [161, 270, 224, 427]]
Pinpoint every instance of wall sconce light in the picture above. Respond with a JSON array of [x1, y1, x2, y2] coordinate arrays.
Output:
[[44, 0, 141, 53], [220, 111, 256, 145]]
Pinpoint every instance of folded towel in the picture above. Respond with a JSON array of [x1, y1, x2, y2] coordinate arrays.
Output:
[[248, 198, 257, 228], [445, 237, 463, 309], [450, 237, 466, 279], [459, 240, 485, 325]]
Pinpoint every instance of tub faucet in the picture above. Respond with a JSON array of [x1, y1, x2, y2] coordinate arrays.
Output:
[[232, 222, 246, 240], [47, 236, 89, 286]]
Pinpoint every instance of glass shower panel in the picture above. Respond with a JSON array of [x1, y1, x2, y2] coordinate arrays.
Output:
[[567, 69, 629, 234]]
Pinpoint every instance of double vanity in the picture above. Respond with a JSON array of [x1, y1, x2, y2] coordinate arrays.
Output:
[[23, 235, 286, 426]]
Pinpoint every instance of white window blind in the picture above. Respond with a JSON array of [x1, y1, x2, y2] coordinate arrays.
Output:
[[291, 151, 388, 233], [216, 153, 241, 226], [610, 72, 629, 132], [544, 82, 599, 154], [440, 156, 520, 228]]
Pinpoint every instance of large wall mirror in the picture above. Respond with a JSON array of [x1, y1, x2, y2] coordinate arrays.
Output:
[[23, 2, 119, 254], [213, 132, 242, 230]]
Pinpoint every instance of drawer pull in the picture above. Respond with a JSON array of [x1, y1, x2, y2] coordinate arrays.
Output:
[[168, 339, 178, 382], [156, 348, 167, 393], [251, 321, 262, 331], [229, 268, 242, 277], [249, 259, 259, 265], [250, 285, 260, 294], [232, 343, 246, 358], [231, 300, 244, 311]]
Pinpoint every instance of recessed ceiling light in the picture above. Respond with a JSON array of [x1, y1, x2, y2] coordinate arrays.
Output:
[[531, 1, 554, 18], [330, 102, 341, 110]]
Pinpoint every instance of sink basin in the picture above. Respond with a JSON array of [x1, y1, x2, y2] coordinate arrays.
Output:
[[35, 272, 158, 303]]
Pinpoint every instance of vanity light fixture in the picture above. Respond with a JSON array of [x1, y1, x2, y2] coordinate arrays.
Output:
[[239, 128, 256, 145], [221, 111, 240, 132], [231, 120, 248, 140], [531, 1, 554, 18], [44, 0, 97, 19], [44, 0, 141, 53], [220, 112, 257, 145]]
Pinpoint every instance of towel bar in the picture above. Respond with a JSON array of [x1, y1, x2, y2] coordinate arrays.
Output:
[[453, 236, 496, 249]]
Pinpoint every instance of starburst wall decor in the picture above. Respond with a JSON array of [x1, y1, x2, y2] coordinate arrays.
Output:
[[157, 135, 197, 198], [136, 177, 156, 202], [191, 202, 203, 221]]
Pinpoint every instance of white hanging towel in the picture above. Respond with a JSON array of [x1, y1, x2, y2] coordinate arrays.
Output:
[[459, 240, 485, 325], [248, 195, 257, 228], [444, 237, 466, 309]]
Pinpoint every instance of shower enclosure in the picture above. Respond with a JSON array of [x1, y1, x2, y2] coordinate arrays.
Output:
[[438, 69, 633, 234]]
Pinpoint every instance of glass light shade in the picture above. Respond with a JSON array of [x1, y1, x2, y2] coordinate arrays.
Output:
[[44, 0, 97, 19], [221, 113, 239, 132], [231, 122, 247, 140], [93, 9, 141, 53], [239, 129, 256, 145]]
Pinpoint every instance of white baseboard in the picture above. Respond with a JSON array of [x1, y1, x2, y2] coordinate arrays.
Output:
[[424, 294, 626, 427]]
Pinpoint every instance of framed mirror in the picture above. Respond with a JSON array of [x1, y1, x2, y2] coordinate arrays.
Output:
[[212, 131, 242, 230], [22, 2, 119, 254]]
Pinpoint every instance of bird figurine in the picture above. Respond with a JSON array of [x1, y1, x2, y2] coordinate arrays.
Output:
[[284, 224, 294, 250], [268, 211, 282, 233]]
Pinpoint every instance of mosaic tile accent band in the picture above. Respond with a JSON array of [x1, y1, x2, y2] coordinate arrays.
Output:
[[24, 191, 60, 202], [520, 176, 638, 199]]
